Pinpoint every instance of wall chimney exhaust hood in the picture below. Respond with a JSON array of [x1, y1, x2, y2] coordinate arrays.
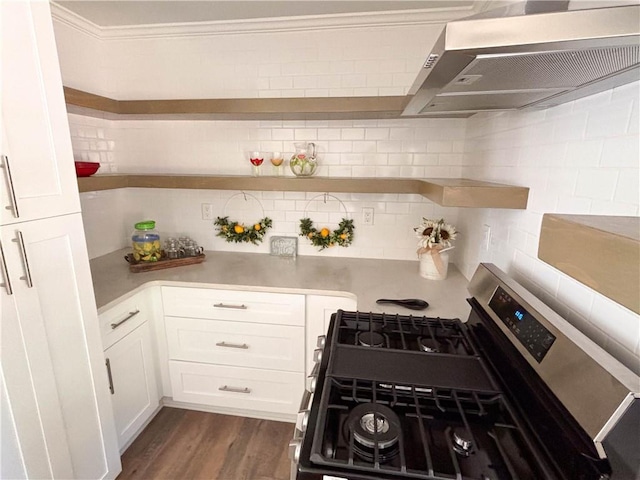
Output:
[[403, 3, 640, 117]]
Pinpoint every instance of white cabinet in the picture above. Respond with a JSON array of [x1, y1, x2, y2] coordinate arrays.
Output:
[[0, 1, 80, 226], [163, 286, 305, 420], [0, 2, 120, 477], [305, 295, 357, 375], [0, 214, 120, 479], [104, 322, 160, 452]]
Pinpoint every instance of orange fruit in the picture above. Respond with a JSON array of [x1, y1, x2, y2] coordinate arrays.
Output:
[[254, 224, 261, 231], [340, 233, 347, 240], [320, 228, 330, 238], [234, 225, 244, 234]]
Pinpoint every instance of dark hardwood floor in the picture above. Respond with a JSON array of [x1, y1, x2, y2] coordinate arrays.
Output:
[[117, 407, 293, 480]]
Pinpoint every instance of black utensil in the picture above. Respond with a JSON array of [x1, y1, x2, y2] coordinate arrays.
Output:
[[376, 298, 429, 310]]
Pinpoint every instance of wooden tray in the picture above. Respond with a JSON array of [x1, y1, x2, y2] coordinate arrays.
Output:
[[124, 253, 205, 273]]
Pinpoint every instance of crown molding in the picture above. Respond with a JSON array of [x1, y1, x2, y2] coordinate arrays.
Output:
[[50, 3, 102, 40], [51, 2, 479, 40]]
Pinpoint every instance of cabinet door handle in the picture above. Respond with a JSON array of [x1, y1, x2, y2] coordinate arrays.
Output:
[[110, 310, 140, 329], [105, 358, 114, 395], [1, 155, 19, 218], [12, 231, 32, 288], [215, 341, 249, 349], [218, 385, 251, 394], [213, 303, 247, 310], [0, 241, 13, 295]]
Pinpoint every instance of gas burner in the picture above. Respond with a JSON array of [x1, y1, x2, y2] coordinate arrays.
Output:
[[418, 337, 440, 353], [358, 331, 385, 348], [451, 427, 474, 457], [345, 403, 401, 462]]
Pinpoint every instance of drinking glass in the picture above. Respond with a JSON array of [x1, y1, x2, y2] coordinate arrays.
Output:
[[249, 151, 265, 176], [271, 151, 284, 176]]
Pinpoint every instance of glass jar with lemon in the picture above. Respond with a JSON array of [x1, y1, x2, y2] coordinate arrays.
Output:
[[131, 220, 162, 262]]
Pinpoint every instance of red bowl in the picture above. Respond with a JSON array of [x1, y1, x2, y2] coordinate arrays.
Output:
[[75, 161, 100, 177]]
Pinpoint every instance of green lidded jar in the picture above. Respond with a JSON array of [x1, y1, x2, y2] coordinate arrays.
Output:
[[132, 220, 161, 262]]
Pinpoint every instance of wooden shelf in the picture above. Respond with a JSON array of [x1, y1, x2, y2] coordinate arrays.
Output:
[[77, 174, 529, 209], [539, 214, 640, 314], [64, 87, 410, 120], [418, 178, 529, 209]]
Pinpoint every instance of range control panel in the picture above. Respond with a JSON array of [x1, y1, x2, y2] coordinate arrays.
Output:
[[488, 286, 556, 363]]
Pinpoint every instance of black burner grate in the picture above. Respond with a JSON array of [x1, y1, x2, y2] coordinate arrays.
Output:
[[310, 377, 546, 479], [334, 310, 476, 356]]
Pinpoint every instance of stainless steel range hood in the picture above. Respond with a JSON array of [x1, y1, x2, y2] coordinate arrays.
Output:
[[403, 3, 640, 117]]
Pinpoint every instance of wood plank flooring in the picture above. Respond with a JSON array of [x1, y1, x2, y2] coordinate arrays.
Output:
[[118, 408, 293, 480]]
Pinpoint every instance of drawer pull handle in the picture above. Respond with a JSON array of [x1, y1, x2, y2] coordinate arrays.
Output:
[[213, 303, 247, 310], [1, 155, 20, 218], [105, 358, 114, 395], [111, 310, 140, 329], [216, 341, 249, 349], [219, 385, 251, 394], [0, 241, 13, 295]]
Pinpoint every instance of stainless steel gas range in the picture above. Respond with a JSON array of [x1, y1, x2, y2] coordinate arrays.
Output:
[[290, 263, 640, 480]]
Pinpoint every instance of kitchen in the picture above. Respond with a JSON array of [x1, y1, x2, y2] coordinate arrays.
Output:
[[1, 1, 639, 479]]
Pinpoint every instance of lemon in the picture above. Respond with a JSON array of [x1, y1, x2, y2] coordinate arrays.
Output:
[[254, 224, 261, 231], [340, 233, 347, 240]]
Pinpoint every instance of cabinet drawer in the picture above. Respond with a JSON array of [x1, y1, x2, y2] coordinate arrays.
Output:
[[99, 295, 148, 349], [166, 317, 304, 372], [162, 287, 305, 326], [169, 361, 304, 415]]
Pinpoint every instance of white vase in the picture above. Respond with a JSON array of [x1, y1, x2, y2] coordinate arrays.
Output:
[[419, 250, 449, 280]]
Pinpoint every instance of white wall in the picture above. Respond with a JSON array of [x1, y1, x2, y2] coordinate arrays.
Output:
[[457, 81, 640, 374], [71, 113, 464, 260], [53, 14, 444, 99], [58, 10, 639, 374]]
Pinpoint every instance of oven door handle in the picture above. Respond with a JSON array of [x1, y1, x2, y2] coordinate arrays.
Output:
[[298, 389, 312, 411]]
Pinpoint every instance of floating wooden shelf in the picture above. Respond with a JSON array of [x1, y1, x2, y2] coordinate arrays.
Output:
[[64, 87, 410, 120], [418, 178, 529, 209], [77, 174, 529, 209], [539, 214, 640, 314]]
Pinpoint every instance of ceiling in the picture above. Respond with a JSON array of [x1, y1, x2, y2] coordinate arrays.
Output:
[[54, 1, 477, 27]]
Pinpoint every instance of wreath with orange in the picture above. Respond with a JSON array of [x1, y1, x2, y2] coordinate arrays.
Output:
[[214, 216, 272, 245], [299, 217, 354, 250]]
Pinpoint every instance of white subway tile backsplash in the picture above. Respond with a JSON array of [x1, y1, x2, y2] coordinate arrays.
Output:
[[600, 136, 639, 168], [590, 296, 640, 352], [67, 14, 638, 367], [575, 169, 619, 201], [456, 81, 640, 372], [341, 128, 365, 140], [585, 99, 633, 138], [352, 141, 378, 154], [365, 128, 390, 141], [564, 139, 603, 167], [613, 172, 640, 206], [376, 141, 403, 153]]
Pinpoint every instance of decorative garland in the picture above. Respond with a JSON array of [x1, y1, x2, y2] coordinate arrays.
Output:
[[299, 217, 354, 250], [214, 216, 272, 245]]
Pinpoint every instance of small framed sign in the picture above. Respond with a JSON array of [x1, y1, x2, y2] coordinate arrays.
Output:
[[270, 236, 297, 257]]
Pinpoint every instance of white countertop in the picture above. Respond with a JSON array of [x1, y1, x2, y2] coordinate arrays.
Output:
[[89, 249, 472, 320]]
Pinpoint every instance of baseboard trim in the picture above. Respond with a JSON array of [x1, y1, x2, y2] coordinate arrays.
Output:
[[161, 397, 296, 424]]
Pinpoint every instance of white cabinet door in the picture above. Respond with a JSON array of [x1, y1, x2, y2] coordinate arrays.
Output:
[[1, 246, 74, 479], [305, 295, 357, 375], [0, 1, 80, 226], [0, 214, 120, 479], [105, 322, 160, 451]]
